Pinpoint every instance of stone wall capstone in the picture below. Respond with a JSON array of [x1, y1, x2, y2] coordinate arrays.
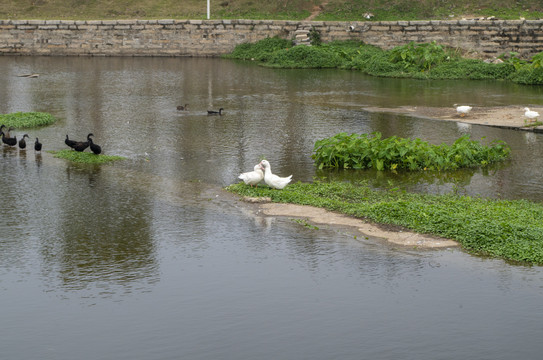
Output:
[[1, 19, 542, 58]]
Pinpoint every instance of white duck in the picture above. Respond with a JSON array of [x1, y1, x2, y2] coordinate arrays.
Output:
[[259, 160, 292, 190], [238, 164, 264, 187], [524, 107, 540, 122], [454, 104, 472, 117]]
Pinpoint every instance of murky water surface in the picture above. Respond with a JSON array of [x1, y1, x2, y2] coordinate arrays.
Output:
[[1, 57, 542, 360]]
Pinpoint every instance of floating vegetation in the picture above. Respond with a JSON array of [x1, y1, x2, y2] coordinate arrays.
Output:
[[0, 112, 57, 128], [312, 132, 511, 171], [226, 181, 543, 265], [51, 149, 125, 164]]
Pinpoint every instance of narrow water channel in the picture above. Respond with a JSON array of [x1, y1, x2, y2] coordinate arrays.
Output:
[[0, 56, 542, 360]]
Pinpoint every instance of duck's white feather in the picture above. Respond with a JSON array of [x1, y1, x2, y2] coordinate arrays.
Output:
[[524, 107, 540, 121], [259, 160, 292, 190], [455, 105, 472, 116], [238, 164, 264, 187]]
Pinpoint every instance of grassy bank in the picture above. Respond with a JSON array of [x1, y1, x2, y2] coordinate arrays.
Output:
[[226, 181, 543, 265], [1, 0, 542, 20], [225, 38, 543, 85]]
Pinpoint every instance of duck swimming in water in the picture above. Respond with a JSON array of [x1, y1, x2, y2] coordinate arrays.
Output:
[[207, 108, 224, 115]]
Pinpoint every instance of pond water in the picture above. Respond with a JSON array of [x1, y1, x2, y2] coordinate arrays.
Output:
[[1, 56, 542, 360]]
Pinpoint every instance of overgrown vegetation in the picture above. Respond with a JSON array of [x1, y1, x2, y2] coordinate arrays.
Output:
[[51, 149, 124, 164], [1, 0, 542, 20], [0, 112, 57, 128], [226, 181, 543, 265], [312, 132, 511, 171], [226, 38, 543, 85]]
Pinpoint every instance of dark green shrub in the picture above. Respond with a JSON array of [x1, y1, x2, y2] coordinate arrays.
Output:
[[224, 36, 293, 61], [265, 45, 343, 68], [312, 132, 511, 171], [388, 41, 457, 71]]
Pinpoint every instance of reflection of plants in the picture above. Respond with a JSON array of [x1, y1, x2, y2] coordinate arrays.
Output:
[[312, 132, 511, 171], [291, 218, 319, 230]]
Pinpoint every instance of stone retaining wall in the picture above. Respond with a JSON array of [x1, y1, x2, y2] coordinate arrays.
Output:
[[1, 19, 542, 58]]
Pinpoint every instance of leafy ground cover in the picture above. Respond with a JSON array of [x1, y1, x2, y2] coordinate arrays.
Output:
[[312, 132, 511, 171], [51, 149, 124, 164], [226, 181, 543, 265], [0, 112, 57, 128], [225, 38, 543, 85], [1, 0, 542, 20]]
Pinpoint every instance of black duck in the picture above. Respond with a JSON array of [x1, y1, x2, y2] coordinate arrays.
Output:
[[207, 108, 224, 115], [65, 134, 77, 148], [88, 135, 102, 155], [72, 133, 93, 152], [18, 134, 29, 149], [34, 137, 42, 152]]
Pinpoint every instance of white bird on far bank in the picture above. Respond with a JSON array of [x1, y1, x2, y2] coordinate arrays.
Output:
[[259, 160, 292, 190], [524, 107, 540, 122], [238, 164, 264, 187], [454, 104, 472, 117]]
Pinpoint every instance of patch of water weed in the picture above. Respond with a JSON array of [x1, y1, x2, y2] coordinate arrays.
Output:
[[0, 112, 57, 128], [226, 181, 543, 265], [51, 149, 124, 164], [312, 132, 510, 171]]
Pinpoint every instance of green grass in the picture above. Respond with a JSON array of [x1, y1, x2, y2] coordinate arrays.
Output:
[[1, 0, 541, 20], [226, 39, 543, 84], [0, 112, 57, 128], [51, 149, 125, 164], [226, 181, 543, 265]]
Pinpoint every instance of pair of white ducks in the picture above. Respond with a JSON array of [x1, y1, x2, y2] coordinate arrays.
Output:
[[238, 160, 292, 190], [456, 104, 540, 122]]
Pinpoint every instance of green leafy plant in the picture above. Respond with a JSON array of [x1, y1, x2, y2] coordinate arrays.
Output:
[[309, 26, 321, 46], [388, 41, 456, 71], [223, 36, 293, 61], [312, 132, 510, 171], [227, 38, 543, 85]]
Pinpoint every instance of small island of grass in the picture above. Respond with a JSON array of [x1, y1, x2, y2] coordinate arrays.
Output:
[[313, 132, 511, 171], [0, 112, 57, 128], [226, 181, 543, 266], [51, 149, 125, 164]]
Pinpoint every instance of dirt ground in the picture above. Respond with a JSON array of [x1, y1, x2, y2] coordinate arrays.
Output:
[[365, 105, 543, 131], [238, 105, 542, 248]]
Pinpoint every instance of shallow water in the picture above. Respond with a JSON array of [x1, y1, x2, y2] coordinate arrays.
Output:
[[1, 56, 542, 360]]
